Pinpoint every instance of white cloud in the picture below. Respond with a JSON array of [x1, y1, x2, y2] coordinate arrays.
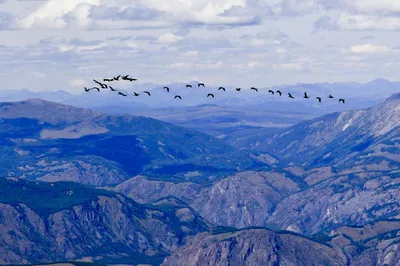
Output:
[[70, 77, 87, 87], [158, 33, 184, 44], [351, 44, 391, 53], [12, 0, 260, 30], [16, 0, 100, 29]]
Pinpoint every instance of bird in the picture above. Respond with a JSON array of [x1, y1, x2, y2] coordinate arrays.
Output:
[[328, 95, 334, 99], [109, 86, 117, 91], [118, 92, 127, 96], [84, 87, 90, 92], [236, 88, 241, 91], [316, 97, 322, 103], [143, 91, 151, 96], [186, 84, 192, 88], [218, 87, 226, 91], [113, 75, 121, 81], [268, 90, 274, 95], [288, 93, 294, 99], [91, 87, 100, 92], [126, 77, 137, 82], [121, 75, 129, 80], [93, 79, 107, 89], [103, 78, 112, 82], [303, 92, 309, 99], [133, 92, 140, 96], [163, 87, 170, 92], [276, 90, 282, 96], [198, 83, 205, 87], [207, 93, 215, 98], [339, 98, 345, 103], [174, 95, 182, 99], [251, 87, 258, 92]]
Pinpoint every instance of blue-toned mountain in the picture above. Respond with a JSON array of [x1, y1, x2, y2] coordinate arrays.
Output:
[[0, 99, 260, 186]]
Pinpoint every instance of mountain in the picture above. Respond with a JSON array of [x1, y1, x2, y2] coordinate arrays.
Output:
[[0, 99, 259, 186], [261, 92, 400, 170], [162, 228, 346, 266], [162, 220, 400, 266], [0, 177, 212, 264], [117, 93, 400, 233], [116, 170, 304, 229]]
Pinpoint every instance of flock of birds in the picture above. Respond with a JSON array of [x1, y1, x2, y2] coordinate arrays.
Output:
[[83, 74, 346, 103]]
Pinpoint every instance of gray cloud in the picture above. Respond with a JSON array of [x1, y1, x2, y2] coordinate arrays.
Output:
[[360, 35, 375, 40], [89, 5, 165, 21], [0, 11, 15, 30], [313, 15, 338, 31]]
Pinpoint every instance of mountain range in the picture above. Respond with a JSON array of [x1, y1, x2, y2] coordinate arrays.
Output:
[[0, 99, 259, 186], [0, 89, 399, 265]]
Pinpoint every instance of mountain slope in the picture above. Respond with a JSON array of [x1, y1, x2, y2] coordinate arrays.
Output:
[[262, 93, 400, 170], [116, 170, 304, 229], [0, 177, 211, 264], [162, 228, 347, 266], [162, 220, 400, 266], [0, 99, 259, 186]]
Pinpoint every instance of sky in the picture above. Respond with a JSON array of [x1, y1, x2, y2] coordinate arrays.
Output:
[[1, 0, 400, 94]]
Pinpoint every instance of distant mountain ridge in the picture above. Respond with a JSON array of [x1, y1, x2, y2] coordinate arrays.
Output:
[[0, 99, 259, 186]]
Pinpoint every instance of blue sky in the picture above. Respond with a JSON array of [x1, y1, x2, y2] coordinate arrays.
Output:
[[1, 0, 400, 94]]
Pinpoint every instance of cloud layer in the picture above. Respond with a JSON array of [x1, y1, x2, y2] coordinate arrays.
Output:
[[0, 0, 400, 94]]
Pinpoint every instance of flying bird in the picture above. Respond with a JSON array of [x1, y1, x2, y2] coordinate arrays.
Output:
[[236, 88, 241, 91], [316, 97, 322, 103], [218, 87, 226, 91], [207, 93, 215, 98], [186, 84, 192, 88], [198, 83, 205, 87], [91, 87, 100, 92], [126, 77, 137, 82], [118, 92, 127, 96], [93, 79, 107, 89], [174, 95, 182, 99], [288, 93, 294, 99], [268, 90, 274, 95], [276, 90, 282, 96], [339, 98, 345, 103], [133, 92, 140, 96], [103, 78, 113, 82], [163, 87, 170, 92], [109, 86, 117, 91], [113, 75, 121, 81], [121, 75, 129, 80], [303, 92, 309, 99], [143, 91, 151, 96], [251, 87, 258, 92], [328, 95, 334, 99], [84, 87, 90, 92]]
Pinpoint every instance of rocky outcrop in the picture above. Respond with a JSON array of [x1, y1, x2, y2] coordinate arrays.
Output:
[[162, 229, 347, 266], [0, 178, 211, 264], [116, 171, 302, 228]]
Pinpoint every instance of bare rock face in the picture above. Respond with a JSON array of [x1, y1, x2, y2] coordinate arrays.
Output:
[[116, 171, 301, 229], [267, 172, 400, 235], [191, 171, 300, 228], [162, 229, 347, 266], [115, 175, 202, 204], [0, 178, 211, 265]]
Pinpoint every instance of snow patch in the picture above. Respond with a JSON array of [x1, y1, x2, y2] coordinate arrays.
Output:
[[342, 117, 354, 131]]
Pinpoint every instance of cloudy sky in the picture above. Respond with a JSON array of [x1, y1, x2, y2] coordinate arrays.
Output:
[[1, 0, 400, 94]]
